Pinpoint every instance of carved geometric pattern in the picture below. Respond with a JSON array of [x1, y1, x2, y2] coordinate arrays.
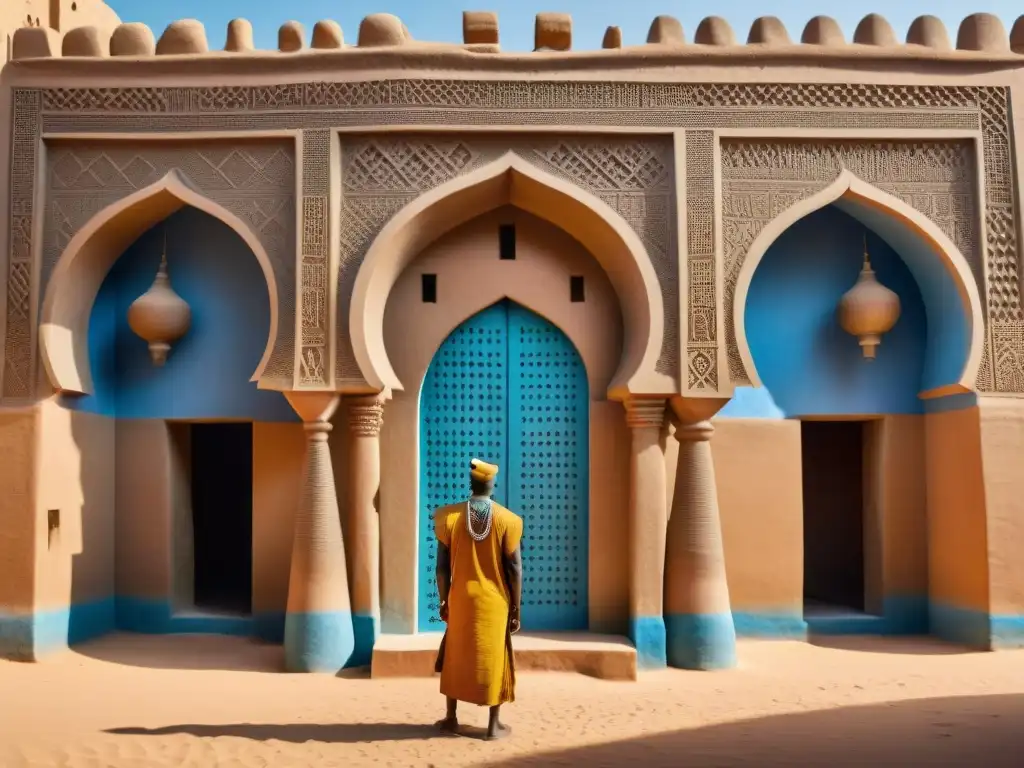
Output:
[[335, 136, 676, 384], [344, 140, 476, 192], [6, 81, 1019, 400], [3, 90, 40, 398], [719, 140, 989, 388], [38, 81, 985, 115], [41, 142, 296, 390], [299, 129, 332, 387], [685, 131, 718, 391]]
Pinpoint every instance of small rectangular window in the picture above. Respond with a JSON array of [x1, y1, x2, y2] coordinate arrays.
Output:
[[421, 273, 437, 303], [499, 224, 516, 260], [570, 275, 585, 303]]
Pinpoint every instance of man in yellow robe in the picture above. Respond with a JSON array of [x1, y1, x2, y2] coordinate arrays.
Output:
[[433, 458, 523, 740]]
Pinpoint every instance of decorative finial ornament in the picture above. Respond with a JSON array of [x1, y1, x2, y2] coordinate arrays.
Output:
[[127, 229, 192, 366], [837, 232, 901, 359]]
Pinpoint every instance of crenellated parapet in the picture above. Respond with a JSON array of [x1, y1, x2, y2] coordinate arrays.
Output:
[[10, 11, 1024, 64]]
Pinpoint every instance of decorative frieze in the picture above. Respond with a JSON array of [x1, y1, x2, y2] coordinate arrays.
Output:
[[299, 129, 332, 387], [5, 80, 1016, 400]]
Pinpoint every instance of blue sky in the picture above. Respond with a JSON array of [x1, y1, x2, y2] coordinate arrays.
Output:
[[106, 0, 1022, 52]]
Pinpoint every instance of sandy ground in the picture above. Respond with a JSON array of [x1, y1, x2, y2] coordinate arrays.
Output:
[[1, 634, 1023, 767]]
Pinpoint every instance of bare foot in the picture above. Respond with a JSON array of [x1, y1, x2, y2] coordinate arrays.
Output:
[[435, 717, 459, 734], [485, 722, 511, 741]]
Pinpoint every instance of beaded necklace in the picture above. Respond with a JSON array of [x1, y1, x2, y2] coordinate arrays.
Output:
[[466, 496, 493, 541]]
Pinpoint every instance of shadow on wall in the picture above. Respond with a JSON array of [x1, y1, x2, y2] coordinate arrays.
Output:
[[728, 205, 928, 419], [62, 205, 294, 421]]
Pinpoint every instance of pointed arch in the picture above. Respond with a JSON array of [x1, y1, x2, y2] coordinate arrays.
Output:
[[733, 170, 985, 396], [349, 152, 668, 399], [40, 170, 280, 395], [404, 289, 617, 402]]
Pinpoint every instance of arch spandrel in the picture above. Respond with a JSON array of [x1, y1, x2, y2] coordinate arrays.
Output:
[[40, 168, 287, 395], [348, 151, 674, 400], [731, 169, 985, 396], [384, 208, 624, 401]]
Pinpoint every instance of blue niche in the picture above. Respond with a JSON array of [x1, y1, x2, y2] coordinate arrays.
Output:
[[742, 205, 928, 418], [64, 207, 295, 422]]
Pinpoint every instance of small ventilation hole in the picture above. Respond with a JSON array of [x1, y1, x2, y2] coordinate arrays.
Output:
[[421, 274, 437, 303], [499, 224, 516, 260], [570, 276, 585, 303]]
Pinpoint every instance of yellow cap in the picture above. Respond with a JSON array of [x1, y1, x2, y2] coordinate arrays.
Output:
[[469, 458, 499, 482]]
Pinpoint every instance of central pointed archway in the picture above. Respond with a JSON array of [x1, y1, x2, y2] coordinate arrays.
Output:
[[350, 152, 671, 400], [417, 299, 590, 633]]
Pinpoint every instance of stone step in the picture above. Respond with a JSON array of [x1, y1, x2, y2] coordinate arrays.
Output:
[[371, 631, 637, 681]]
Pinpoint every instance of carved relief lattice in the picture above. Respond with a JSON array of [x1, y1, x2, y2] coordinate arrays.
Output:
[[335, 136, 675, 384], [43, 141, 296, 389], [6, 81, 1020, 397], [3, 90, 41, 398], [685, 132, 717, 391], [718, 140, 984, 387], [299, 129, 331, 387]]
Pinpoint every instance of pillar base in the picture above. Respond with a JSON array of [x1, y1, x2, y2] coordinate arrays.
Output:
[[629, 615, 667, 669], [665, 612, 738, 670], [284, 610, 355, 673]]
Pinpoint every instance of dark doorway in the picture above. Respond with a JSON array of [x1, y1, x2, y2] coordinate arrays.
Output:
[[801, 420, 865, 614], [190, 422, 253, 614]]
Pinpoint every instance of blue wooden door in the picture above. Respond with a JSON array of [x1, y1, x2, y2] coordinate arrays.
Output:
[[506, 303, 590, 631], [418, 300, 589, 632]]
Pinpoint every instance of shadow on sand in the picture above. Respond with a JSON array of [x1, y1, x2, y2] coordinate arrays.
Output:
[[107, 721, 498, 743], [806, 634, 975, 656], [72, 633, 287, 672], [108, 722, 446, 743], [485, 693, 1024, 767], [72, 633, 369, 677], [107, 695, 1024, 762]]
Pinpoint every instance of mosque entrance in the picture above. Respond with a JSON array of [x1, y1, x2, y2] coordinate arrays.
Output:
[[801, 420, 867, 616], [189, 422, 253, 615], [418, 299, 590, 633]]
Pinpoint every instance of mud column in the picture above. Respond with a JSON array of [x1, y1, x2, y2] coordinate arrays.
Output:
[[347, 394, 384, 666], [283, 393, 354, 673], [665, 419, 737, 670], [625, 397, 669, 669]]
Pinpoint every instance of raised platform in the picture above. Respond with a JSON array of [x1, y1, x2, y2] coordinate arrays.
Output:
[[371, 632, 637, 681]]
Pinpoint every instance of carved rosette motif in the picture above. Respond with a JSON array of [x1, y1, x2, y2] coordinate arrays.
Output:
[[334, 136, 676, 385], [4, 81, 1019, 400], [718, 140, 984, 387], [39, 140, 296, 394]]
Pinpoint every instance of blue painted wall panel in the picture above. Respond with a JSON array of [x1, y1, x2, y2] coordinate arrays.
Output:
[[729, 206, 932, 418], [63, 207, 295, 422]]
